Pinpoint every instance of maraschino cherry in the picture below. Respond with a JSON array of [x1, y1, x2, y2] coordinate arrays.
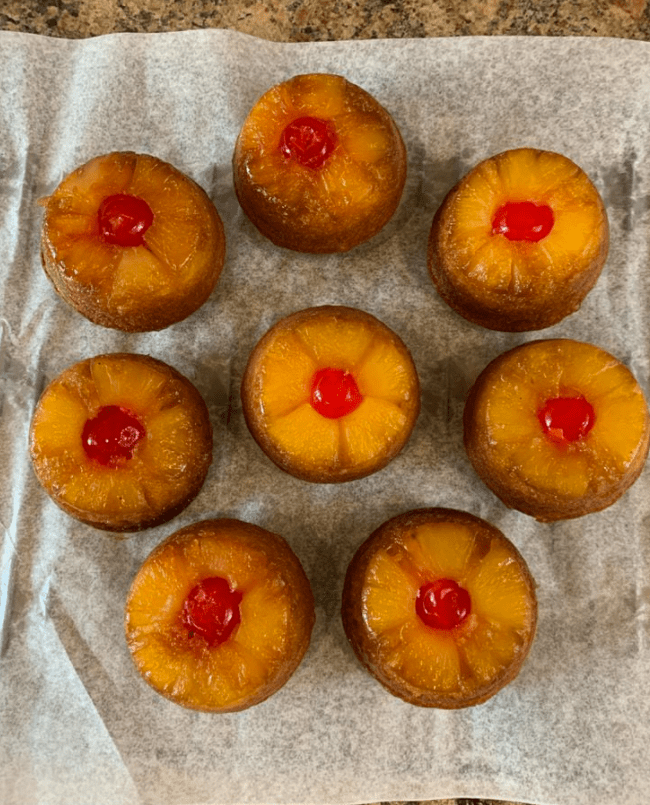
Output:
[[416, 578, 471, 630], [279, 116, 338, 170], [82, 405, 145, 466], [98, 193, 154, 247], [538, 395, 595, 444], [310, 368, 363, 419], [492, 201, 554, 242], [182, 577, 243, 646]]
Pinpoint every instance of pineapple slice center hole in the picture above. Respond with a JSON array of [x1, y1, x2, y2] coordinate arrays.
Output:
[[537, 395, 595, 444], [416, 578, 471, 630], [310, 367, 362, 419], [181, 577, 243, 647], [82, 405, 146, 466], [492, 201, 554, 242], [98, 193, 154, 247], [279, 116, 338, 169]]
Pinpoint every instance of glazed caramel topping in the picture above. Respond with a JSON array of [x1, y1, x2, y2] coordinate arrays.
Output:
[[310, 367, 363, 418], [415, 578, 471, 630], [181, 576, 243, 646], [82, 405, 145, 466], [538, 395, 595, 444], [492, 201, 554, 242], [279, 116, 338, 169], [98, 193, 154, 247]]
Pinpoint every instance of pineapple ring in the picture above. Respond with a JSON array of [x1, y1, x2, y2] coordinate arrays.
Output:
[[464, 339, 650, 522], [341, 508, 537, 708], [125, 518, 315, 713], [428, 148, 609, 332], [40, 152, 225, 332], [233, 73, 407, 253], [241, 306, 420, 483], [29, 353, 212, 532]]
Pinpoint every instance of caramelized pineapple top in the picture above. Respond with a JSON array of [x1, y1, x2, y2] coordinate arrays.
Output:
[[242, 306, 420, 482], [235, 74, 405, 222], [344, 508, 537, 706], [29, 353, 212, 528], [466, 339, 650, 500], [125, 519, 314, 712], [434, 148, 608, 297], [41, 152, 224, 328]]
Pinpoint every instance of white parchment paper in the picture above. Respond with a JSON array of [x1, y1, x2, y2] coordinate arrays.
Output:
[[1, 29, 649, 805]]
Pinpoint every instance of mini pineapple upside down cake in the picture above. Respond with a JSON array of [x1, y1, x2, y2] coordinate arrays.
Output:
[[40, 152, 226, 332], [29, 353, 212, 532], [233, 73, 407, 253], [241, 306, 420, 483], [464, 339, 650, 521], [428, 148, 609, 332], [125, 518, 315, 712], [342, 508, 537, 708]]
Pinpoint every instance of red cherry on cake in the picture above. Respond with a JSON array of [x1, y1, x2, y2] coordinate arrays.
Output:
[[537, 396, 595, 445], [416, 578, 471, 631], [182, 577, 243, 646], [82, 405, 146, 466], [279, 116, 338, 169], [310, 367, 363, 419], [98, 193, 154, 247], [491, 201, 554, 242]]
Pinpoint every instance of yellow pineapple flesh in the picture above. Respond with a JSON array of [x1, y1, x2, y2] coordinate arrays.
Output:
[[40, 152, 224, 331], [450, 149, 604, 289], [343, 509, 537, 707], [29, 353, 212, 531], [465, 339, 650, 520], [234, 73, 406, 253], [124, 519, 314, 712], [242, 306, 420, 483], [429, 148, 609, 331]]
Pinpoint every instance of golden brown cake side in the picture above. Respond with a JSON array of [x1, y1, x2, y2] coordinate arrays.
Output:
[[342, 508, 538, 708], [233, 73, 407, 253], [40, 152, 226, 332], [428, 148, 609, 332], [241, 305, 420, 483], [463, 340, 650, 521], [29, 353, 213, 531], [125, 518, 315, 712]]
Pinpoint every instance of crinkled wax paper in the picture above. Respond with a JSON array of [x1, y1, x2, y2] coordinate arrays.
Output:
[[0, 29, 649, 805]]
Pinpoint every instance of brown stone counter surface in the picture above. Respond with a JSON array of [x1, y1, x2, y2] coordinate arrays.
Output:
[[0, 0, 649, 40], [1, 3, 647, 805]]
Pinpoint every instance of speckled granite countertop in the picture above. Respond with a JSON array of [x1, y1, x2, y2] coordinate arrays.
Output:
[[1, 4, 647, 805], [0, 0, 648, 40]]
